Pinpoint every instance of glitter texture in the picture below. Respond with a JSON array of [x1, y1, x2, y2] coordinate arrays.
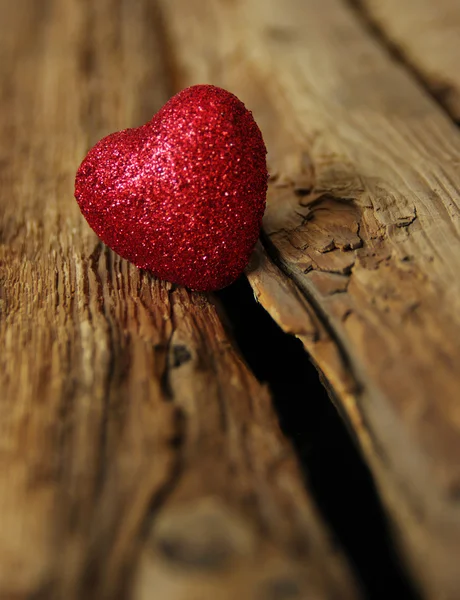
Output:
[[75, 85, 268, 291]]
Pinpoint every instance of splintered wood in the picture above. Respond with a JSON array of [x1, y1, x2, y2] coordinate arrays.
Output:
[[157, 0, 460, 598]]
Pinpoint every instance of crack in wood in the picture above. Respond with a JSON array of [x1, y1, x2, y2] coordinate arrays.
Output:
[[347, 0, 460, 121], [219, 276, 419, 599]]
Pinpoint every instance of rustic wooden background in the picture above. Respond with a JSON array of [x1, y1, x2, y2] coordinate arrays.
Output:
[[1, 0, 460, 598]]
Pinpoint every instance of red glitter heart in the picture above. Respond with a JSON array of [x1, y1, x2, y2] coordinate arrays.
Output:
[[75, 85, 267, 291]]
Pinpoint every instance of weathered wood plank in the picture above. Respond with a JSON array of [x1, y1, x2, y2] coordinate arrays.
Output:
[[157, 0, 460, 597], [0, 0, 361, 598], [358, 0, 460, 119]]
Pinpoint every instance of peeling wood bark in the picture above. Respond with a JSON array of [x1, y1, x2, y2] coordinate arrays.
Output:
[[0, 1, 361, 598], [356, 0, 460, 120], [157, 0, 460, 597]]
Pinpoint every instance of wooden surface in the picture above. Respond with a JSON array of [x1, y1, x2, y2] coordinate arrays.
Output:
[[359, 0, 460, 120], [2, 0, 460, 599], [158, 0, 460, 598], [0, 2, 360, 599]]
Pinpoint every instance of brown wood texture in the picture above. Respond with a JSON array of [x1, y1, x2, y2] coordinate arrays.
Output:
[[0, 1, 362, 599], [358, 0, 460, 119], [157, 0, 460, 598]]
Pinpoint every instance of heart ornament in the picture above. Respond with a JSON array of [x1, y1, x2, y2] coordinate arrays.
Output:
[[75, 85, 268, 291]]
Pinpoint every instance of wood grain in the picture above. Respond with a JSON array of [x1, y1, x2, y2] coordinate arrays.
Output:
[[0, 1, 361, 599], [358, 0, 460, 120], [156, 0, 460, 597]]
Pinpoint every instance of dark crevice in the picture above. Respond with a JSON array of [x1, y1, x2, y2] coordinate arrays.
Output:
[[217, 276, 420, 600], [346, 0, 460, 125]]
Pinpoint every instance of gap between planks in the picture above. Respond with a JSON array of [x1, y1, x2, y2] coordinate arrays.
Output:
[[354, 0, 460, 121]]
